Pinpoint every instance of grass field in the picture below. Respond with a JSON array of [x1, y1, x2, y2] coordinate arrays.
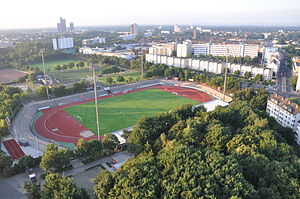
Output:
[[64, 89, 199, 135], [30, 59, 81, 72], [98, 72, 141, 85], [51, 68, 98, 83]]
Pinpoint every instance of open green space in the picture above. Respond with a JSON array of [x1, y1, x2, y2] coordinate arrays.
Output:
[[98, 72, 141, 85], [30, 59, 82, 72], [51, 68, 97, 83], [64, 89, 199, 135]]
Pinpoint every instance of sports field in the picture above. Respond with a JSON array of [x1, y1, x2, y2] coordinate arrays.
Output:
[[64, 89, 199, 135], [30, 59, 81, 72]]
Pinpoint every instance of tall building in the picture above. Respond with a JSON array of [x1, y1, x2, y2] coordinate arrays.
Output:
[[69, 22, 74, 32], [174, 24, 181, 33], [53, 38, 74, 50], [57, 17, 67, 33], [130, 23, 138, 34], [193, 29, 197, 40], [177, 40, 192, 57]]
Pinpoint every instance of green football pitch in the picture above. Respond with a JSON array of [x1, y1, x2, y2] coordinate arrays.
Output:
[[64, 89, 200, 135]]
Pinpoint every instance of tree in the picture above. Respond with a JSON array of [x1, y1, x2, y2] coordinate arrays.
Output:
[[42, 173, 90, 199], [106, 77, 113, 85], [102, 134, 120, 152], [244, 71, 252, 79], [40, 144, 70, 172], [0, 150, 13, 176], [116, 75, 125, 82], [55, 65, 62, 71], [36, 86, 47, 98], [234, 70, 240, 76], [18, 155, 35, 169], [23, 181, 41, 199], [94, 170, 115, 199], [254, 74, 263, 83], [290, 75, 297, 90]]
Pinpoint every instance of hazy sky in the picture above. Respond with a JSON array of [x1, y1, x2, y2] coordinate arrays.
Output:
[[1, 0, 300, 29]]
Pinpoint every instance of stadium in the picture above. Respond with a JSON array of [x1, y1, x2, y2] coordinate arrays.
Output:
[[33, 82, 213, 148]]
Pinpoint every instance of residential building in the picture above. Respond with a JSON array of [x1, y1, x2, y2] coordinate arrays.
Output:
[[79, 47, 136, 60], [148, 43, 176, 56], [174, 24, 181, 33], [193, 43, 259, 58], [266, 94, 300, 144], [296, 71, 300, 91], [193, 43, 209, 56], [145, 54, 273, 80], [177, 40, 192, 57], [120, 34, 136, 41], [130, 23, 138, 34], [57, 17, 67, 33], [292, 57, 300, 74], [52, 37, 74, 50], [82, 37, 105, 46]]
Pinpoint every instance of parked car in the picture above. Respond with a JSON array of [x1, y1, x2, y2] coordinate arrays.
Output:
[[25, 168, 37, 183]]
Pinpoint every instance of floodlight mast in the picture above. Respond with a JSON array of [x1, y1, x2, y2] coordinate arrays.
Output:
[[93, 67, 101, 140], [223, 48, 229, 101], [41, 50, 50, 100], [141, 40, 144, 80]]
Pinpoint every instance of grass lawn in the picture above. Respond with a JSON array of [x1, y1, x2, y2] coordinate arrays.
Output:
[[98, 72, 141, 85], [50, 68, 99, 83], [64, 89, 199, 135], [30, 59, 81, 72]]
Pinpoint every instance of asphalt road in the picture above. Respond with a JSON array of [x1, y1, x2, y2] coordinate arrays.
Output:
[[11, 79, 162, 151]]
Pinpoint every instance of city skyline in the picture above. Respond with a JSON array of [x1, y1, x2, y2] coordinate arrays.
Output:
[[0, 0, 300, 29]]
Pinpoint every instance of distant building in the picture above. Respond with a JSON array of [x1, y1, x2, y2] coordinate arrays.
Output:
[[130, 23, 138, 34], [69, 22, 74, 32], [174, 24, 181, 33], [144, 32, 152, 37], [177, 40, 193, 57], [193, 43, 259, 58], [82, 37, 105, 46], [266, 94, 300, 145], [120, 34, 136, 41], [193, 43, 209, 56], [193, 29, 197, 40], [145, 54, 273, 80], [57, 17, 67, 33], [161, 30, 170, 34], [148, 43, 176, 56], [53, 38, 74, 50]]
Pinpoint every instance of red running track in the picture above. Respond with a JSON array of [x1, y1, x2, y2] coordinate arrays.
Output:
[[3, 139, 25, 160], [34, 85, 212, 145]]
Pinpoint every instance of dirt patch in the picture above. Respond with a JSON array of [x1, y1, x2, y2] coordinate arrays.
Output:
[[0, 69, 27, 84]]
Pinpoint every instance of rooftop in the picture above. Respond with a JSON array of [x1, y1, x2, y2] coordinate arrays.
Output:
[[269, 94, 300, 115]]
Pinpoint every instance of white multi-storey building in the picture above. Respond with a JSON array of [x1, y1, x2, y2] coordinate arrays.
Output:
[[266, 94, 300, 144], [177, 41, 192, 57], [120, 34, 136, 41], [148, 43, 176, 56], [52, 37, 74, 50], [193, 44, 209, 56], [193, 43, 259, 58], [174, 24, 181, 33], [145, 54, 273, 80], [82, 37, 105, 46]]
